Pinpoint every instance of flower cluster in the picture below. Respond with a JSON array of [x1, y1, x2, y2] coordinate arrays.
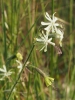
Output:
[[0, 53, 23, 81], [0, 65, 13, 80], [35, 12, 64, 52], [35, 31, 55, 52]]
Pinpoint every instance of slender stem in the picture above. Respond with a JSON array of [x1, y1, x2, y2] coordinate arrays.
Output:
[[1, 0, 7, 61], [17, 15, 40, 51], [7, 44, 35, 100], [1, 1, 7, 100], [52, 0, 54, 14], [28, 65, 46, 77], [41, 0, 45, 14], [68, 0, 73, 80]]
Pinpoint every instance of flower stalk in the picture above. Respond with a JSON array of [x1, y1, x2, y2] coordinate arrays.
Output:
[[27, 65, 54, 87], [7, 44, 35, 100]]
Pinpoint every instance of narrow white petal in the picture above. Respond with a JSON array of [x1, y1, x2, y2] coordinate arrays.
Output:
[[3, 65, 7, 72], [0, 65, 7, 73], [42, 32, 48, 39], [49, 38, 52, 41], [36, 38, 44, 42], [45, 12, 50, 18], [54, 23, 59, 26], [50, 42, 55, 46], [40, 45, 45, 51], [45, 15, 51, 22], [48, 38, 55, 46], [0, 68, 5, 72], [53, 17, 58, 22], [41, 22, 50, 25], [16, 60, 20, 64], [45, 12, 51, 21], [53, 12, 56, 20], [44, 25, 51, 31]]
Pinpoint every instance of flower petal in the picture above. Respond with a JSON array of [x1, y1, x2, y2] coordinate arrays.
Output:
[[41, 22, 50, 25], [45, 12, 51, 21], [44, 25, 51, 31]]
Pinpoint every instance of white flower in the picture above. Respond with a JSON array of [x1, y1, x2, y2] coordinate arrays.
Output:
[[16, 60, 23, 73], [41, 12, 60, 33], [0, 65, 13, 80], [35, 31, 55, 52]]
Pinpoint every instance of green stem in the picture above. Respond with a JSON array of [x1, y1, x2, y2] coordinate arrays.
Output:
[[68, 0, 73, 80], [28, 65, 46, 77], [1, 0, 7, 61], [41, 0, 45, 14], [17, 15, 40, 51], [10, 0, 20, 52], [7, 44, 35, 100], [52, 0, 54, 14]]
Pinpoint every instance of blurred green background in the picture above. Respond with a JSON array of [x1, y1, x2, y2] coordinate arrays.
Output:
[[0, 0, 75, 100]]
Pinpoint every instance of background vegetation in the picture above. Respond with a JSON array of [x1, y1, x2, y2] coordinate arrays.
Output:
[[0, 0, 75, 100]]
